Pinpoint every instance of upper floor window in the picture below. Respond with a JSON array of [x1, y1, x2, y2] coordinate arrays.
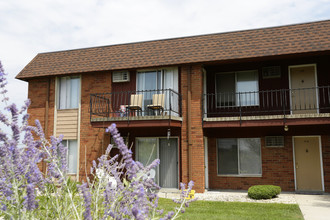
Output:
[[136, 67, 179, 116], [216, 70, 259, 107], [137, 68, 178, 92], [58, 76, 80, 109]]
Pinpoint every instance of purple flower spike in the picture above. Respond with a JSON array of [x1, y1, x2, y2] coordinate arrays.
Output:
[[78, 183, 92, 220], [25, 184, 38, 210]]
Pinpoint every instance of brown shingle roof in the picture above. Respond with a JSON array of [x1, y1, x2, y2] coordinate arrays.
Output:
[[16, 20, 330, 80]]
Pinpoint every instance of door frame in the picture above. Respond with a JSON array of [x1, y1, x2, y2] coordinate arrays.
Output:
[[292, 136, 324, 191], [135, 136, 180, 189], [288, 64, 319, 114], [204, 136, 209, 189]]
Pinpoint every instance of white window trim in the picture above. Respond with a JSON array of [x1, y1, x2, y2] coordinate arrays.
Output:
[[54, 76, 81, 180], [215, 70, 259, 108], [216, 138, 262, 177]]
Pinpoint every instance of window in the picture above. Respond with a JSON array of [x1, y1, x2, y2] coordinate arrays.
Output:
[[58, 76, 80, 109], [137, 68, 179, 116], [216, 70, 259, 107], [217, 138, 261, 175], [62, 140, 78, 174]]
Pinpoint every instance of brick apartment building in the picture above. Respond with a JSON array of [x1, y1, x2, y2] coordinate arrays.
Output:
[[16, 20, 330, 193]]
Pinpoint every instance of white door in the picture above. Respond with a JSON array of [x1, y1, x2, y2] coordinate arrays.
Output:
[[294, 137, 323, 191], [290, 65, 318, 114]]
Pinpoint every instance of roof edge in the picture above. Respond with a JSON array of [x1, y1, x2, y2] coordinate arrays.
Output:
[[37, 19, 330, 55], [16, 50, 330, 80]]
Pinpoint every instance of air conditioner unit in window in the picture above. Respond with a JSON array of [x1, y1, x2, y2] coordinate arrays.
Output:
[[265, 136, 284, 148], [262, 66, 281, 79], [112, 71, 130, 82]]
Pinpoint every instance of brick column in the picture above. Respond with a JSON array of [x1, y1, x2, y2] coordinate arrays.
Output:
[[27, 78, 55, 139], [180, 64, 205, 192], [79, 72, 111, 181], [322, 135, 330, 192]]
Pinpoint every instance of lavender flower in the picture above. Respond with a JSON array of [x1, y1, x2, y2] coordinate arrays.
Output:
[[0, 60, 195, 219], [25, 183, 38, 210], [106, 124, 139, 180], [78, 183, 92, 220]]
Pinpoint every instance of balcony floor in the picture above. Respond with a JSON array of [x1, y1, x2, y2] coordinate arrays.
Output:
[[203, 113, 330, 128], [91, 115, 182, 128]]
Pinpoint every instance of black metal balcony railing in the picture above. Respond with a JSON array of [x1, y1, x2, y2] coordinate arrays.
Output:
[[203, 86, 330, 118], [90, 89, 182, 121]]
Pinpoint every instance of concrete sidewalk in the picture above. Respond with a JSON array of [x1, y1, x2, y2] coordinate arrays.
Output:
[[295, 194, 330, 220]]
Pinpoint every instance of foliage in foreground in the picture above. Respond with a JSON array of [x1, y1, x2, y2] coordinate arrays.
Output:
[[0, 61, 194, 219], [159, 198, 303, 220], [248, 185, 281, 200]]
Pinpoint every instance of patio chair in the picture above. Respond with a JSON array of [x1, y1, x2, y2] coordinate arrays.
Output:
[[126, 94, 143, 115], [147, 93, 165, 115]]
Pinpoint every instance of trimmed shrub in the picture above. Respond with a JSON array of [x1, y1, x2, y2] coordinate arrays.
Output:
[[248, 185, 281, 200]]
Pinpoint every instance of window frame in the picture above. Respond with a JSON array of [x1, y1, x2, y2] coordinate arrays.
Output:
[[57, 76, 81, 110], [216, 138, 262, 177], [135, 136, 179, 187], [215, 70, 259, 108], [62, 139, 78, 175]]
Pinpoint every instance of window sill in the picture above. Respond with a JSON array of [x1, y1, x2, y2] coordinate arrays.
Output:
[[217, 174, 262, 178]]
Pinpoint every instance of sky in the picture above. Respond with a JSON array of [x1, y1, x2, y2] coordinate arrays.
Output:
[[0, 0, 330, 109]]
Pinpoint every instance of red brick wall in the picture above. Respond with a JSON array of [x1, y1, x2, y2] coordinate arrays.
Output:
[[27, 77, 55, 172], [25, 63, 329, 193], [208, 135, 330, 192], [79, 72, 111, 180], [27, 77, 55, 139], [180, 65, 205, 192], [208, 136, 295, 191]]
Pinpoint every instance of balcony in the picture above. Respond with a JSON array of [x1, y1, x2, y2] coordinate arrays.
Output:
[[90, 89, 182, 127], [203, 86, 330, 126]]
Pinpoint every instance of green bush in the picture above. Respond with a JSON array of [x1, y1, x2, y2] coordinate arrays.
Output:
[[248, 185, 281, 200]]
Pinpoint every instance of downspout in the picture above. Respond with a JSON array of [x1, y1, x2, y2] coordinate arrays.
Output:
[[187, 66, 192, 181], [43, 78, 50, 173]]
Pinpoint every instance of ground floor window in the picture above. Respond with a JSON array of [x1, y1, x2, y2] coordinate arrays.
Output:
[[62, 139, 78, 174], [217, 138, 261, 175], [136, 137, 178, 188]]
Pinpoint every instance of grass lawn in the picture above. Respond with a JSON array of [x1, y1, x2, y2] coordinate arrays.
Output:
[[158, 198, 303, 220]]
